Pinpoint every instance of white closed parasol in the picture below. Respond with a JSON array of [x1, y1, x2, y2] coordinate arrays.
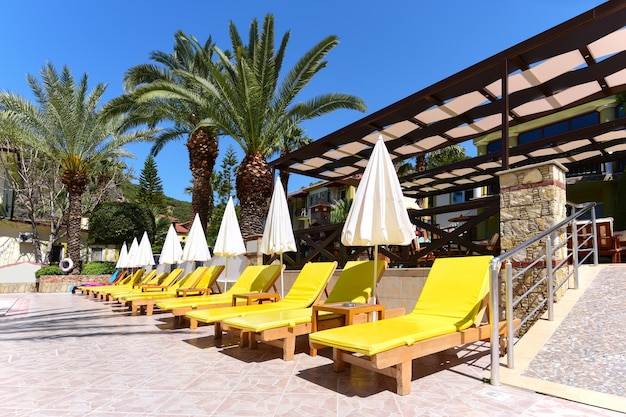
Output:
[[213, 196, 246, 290], [342, 136, 414, 304], [260, 179, 297, 297]]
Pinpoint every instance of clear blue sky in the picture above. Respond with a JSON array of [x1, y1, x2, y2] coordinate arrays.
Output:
[[1, 1, 606, 202]]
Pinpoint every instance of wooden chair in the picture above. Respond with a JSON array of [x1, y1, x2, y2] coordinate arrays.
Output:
[[573, 218, 622, 263]]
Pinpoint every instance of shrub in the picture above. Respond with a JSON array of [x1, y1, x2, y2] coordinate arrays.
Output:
[[35, 265, 63, 278], [80, 262, 116, 275]]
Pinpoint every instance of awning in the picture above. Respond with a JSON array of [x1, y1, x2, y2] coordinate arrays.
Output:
[[272, 1, 626, 200]]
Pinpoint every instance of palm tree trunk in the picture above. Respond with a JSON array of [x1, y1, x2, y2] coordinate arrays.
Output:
[[186, 127, 218, 230], [236, 153, 273, 239], [66, 190, 83, 274], [61, 170, 88, 275]]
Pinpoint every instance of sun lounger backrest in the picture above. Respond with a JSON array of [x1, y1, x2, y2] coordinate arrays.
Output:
[[324, 260, 386, 304], [158, 268, 184, 286], [221, 265, 266, 294], [128, 269, 146, 286], [172, 266, 209, 289], [249, 264, 282, 292], [190, 265, 224, 289], [144, 271, 167, 286], [410, 255, 492, 330], [282, 262, 338, 305], [137, 269, 157, 285]]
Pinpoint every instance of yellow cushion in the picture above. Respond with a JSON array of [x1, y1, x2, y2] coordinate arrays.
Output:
[[308, 256, 493, 356], [156, 265, 282, 310], [222, 260, 385, 332], [224, 308, 315, 332], [185, 262, 336, 324], [324, 260, 385, 304]]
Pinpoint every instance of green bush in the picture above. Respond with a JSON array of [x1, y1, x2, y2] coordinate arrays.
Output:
[[81, 262, 116, 275], [35, 265, 63, 278]]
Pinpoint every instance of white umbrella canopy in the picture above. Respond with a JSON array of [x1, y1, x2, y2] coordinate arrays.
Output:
[[260, 179, 297, 297], [181, 213, 212, 263], [342, 136, 414, 303], [214, 196, 246, 257], [213, 196, 246, 290], [137, 231, 155, 268], [125, 237, 140, 268], [115, 241, 129, 269], [160, 224, 183, 265]]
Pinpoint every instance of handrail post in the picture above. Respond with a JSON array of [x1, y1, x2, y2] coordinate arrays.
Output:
[[572, 219, 580, 290], [505, 260, 514, 369], [489, 259, 501, 386], [591, 207, 599, 266], [546, 237, 554, 321]]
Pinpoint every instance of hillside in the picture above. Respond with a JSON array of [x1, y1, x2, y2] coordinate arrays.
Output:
[[121, 182, 193, 223]]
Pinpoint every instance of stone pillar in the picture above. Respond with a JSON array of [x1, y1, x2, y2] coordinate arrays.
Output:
[[497, 161, 569, 333], [245, 236, 264, 266]]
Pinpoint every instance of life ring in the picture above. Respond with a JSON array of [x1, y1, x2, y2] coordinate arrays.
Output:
[[59, 258, 74, 273]]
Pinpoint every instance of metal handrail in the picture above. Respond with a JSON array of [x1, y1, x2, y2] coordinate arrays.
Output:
[[489, 201, 597, 385]]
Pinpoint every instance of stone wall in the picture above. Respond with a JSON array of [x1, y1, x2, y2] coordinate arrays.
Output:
[[0, 282, 38, 293], [498, 161, 569, 335], [38, 275, 112, 293]]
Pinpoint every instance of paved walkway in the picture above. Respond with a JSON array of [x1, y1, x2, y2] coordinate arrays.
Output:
[[0, 266, 623, 416]]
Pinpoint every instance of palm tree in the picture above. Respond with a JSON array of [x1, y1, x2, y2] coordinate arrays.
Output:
[[0, 63, 153, 273], [104, 31, 219, 230], [277, 125, 311, 194], [172, 15, 367, 238]]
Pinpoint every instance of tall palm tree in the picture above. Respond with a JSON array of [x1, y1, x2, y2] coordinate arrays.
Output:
[[104, 31, 219, 230], [0, 63, 153, 273], [277, 125, 311, 195], [170, 15, 367, 238]]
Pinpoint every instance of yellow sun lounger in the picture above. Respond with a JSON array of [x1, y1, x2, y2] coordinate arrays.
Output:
[[185, 262, 338, 337], [222, 260, 386, 360], [100, 269, 160, 301], [91, 269, 146, 300], [121, 265, 223, 315], [73, 269, 127, 294], [155, 264, 283, 319], [109, 269, 182, 302], [309, 256, 509, 395], [81, 269, 134, 296]]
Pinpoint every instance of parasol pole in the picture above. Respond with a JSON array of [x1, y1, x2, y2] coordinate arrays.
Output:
[[372, 244, 379, 306], [224, 256, 230, 292], [279, 253, 285, 298]]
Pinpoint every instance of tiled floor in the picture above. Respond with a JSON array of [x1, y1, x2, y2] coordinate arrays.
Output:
[[0, 269, 623, 416]]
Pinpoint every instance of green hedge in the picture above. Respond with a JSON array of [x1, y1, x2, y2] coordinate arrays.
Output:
[[35, 265, 63, 278], [81, 262, 116, 275]]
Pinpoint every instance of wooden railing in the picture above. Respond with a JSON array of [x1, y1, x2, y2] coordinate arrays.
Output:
[[265, 195, 501, 270]]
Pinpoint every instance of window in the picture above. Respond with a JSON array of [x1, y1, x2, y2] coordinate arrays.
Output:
[[91, 247, 104, 262]]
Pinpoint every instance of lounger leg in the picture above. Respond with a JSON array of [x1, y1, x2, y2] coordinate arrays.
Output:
[[249, 333, 258, 349], [240, 331, 249, 348], [283, 335, 295, 361], [189, 318, 198, 330], [214, 322, 222, 339], [396, 361, 412, 395], [131, 302, 138, 316], [332, 349, 346, 372], [146, 302, 154, 316]]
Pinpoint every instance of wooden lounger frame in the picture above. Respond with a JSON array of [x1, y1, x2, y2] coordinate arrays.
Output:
[[310, 319, 518, 395]]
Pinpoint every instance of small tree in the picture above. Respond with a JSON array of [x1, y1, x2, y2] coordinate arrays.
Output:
[[137, 155, 165, 211], [88, 201, 156, 246]]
